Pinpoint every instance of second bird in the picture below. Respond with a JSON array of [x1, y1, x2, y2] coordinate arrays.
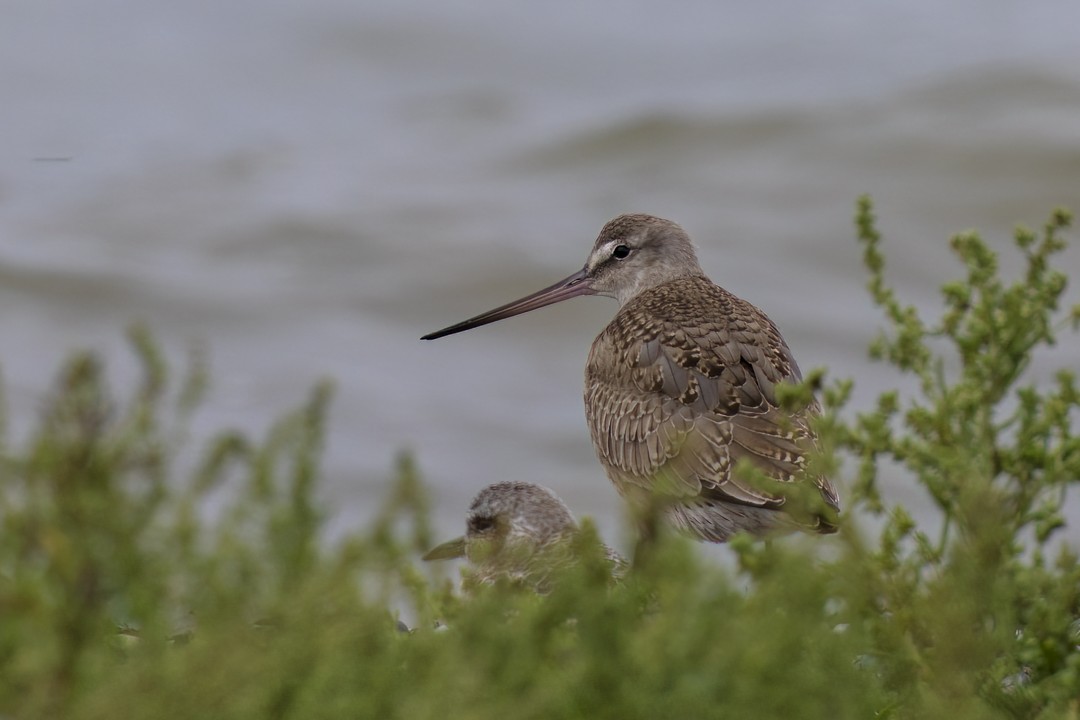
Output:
[[423, 214, 840, 543]]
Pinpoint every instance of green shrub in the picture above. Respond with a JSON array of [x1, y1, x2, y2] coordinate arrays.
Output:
[[0, 198, 1076, 719]]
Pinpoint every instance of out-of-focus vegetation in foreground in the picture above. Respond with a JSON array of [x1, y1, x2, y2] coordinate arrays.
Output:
[[1, 198, 1078, 719]]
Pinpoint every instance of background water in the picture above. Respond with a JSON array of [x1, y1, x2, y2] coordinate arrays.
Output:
[[3, 1, 1080, 552]]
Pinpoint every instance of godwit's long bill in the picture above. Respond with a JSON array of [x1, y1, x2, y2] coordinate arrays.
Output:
[[421, 269, 593, 340]]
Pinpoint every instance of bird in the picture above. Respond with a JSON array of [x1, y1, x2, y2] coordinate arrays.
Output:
[[422, 214, 840, 543], [423, 481, 625, 591]]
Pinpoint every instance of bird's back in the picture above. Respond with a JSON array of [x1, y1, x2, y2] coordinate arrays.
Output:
[[584, 275, 839, 542]]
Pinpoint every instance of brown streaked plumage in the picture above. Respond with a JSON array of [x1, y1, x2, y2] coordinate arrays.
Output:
[[422, 481, 626, 591], [422, 214, 840, 543]]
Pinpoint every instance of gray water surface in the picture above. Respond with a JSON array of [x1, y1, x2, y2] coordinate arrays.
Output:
[[3, 1, 1080, 549]]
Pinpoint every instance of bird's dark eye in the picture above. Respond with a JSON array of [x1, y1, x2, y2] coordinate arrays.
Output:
[[612, 244, 631, 260], [470, 516, 495, 533]]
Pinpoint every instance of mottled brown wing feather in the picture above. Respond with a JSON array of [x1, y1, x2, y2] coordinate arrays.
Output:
[[585, 276, 838, 515]]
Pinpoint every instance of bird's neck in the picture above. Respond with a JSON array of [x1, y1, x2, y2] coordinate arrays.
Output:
[[615, 269, 706, 307]]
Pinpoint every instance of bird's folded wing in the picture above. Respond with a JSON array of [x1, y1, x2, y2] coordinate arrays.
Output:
[[587, 331, 818, 508]]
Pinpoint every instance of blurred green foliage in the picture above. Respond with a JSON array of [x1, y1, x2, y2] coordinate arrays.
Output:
[[0, 199, 1077, 719]]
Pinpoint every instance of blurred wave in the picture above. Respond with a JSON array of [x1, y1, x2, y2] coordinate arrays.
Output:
[[2, 3, 1079, 547]]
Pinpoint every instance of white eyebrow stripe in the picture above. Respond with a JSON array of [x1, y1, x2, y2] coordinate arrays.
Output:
[[587, 239, 625, 274], [599, 240, 620, 257]]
